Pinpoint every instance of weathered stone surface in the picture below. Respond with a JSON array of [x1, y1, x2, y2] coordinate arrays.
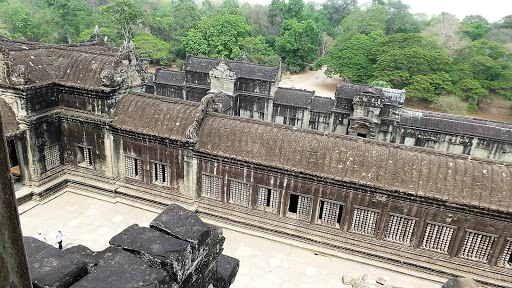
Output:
[[215, 254, 240, 287], [23, 236, 88, 288], [71, 247, 173, 288], [109, 224, 191, 281], [442, 278, 481, 288], [0, 115, 31, 288], [150, 204, 211, 247], [64, 245, 100, 272]]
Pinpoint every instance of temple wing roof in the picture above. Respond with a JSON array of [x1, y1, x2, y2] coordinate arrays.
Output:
[[112, 92, 199, 142], [0, 38, 140, 90], [400, 109, 512, 141], [196, 113, 512, 213], [274, 88, 314, 107]]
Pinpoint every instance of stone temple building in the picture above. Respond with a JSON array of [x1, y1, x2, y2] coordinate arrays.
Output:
[[1, 36, 512, 287]]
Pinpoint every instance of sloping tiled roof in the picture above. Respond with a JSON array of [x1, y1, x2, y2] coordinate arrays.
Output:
[[229, 61, 279, 81], [335, 83, 380, 99], [274, 88, 314, 107], [112, 92, 199, 142], [399, 109, 512, 141], [196, 114, 512, 213], [311, 96, 335, 112], [183, 55, 279, 81], [154, 69, 185, 85], [0, 98, 20, 136], [183, 55, 221, 73], [0, 38, 122, 90]]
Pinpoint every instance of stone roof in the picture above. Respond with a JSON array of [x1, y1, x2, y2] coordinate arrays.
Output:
[[154, 68, 185, 85], [0, 98, 20, 136], [228, 60, 279, 81], [196, 113, 512, 214], [111, 92, 199, 142], [0, 38, 143, 91], [399, 109, 512, 141], [184, 55, 221, 73], [335, 83, 380, 99], [311, 96, 335, 112], [274, 88, 314, 107], [184, 55, 279, 81]]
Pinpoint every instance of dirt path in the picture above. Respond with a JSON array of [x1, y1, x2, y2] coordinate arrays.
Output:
[[280, 67, 343, 98]]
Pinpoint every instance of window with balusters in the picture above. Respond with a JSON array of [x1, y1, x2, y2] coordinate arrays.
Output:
[[498, 238, 512, 268], [202, 173, 221, 200], [384, 214, 416, 245], [44, 143, 60, 171], [229, 180, 250, 207], [287, 193, 313, 221], [257, 186, 279, 213], [350, 207, 380, 236], [125, 156, 141, 179], [458, 231, 496, 263], [421, 222, 455, 253], [152, 162, 169, 185], [317, 199, 343, 228]]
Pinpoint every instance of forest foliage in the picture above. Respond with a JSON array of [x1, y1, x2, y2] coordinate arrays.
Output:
[[0, 0, 511, 111]]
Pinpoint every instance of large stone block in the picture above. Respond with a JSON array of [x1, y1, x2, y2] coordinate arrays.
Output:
[[442, 278, 481, 288], [215, 254, 240, 288], [71, 247, 173, 288], [150, 204, 211, 248], [109, 224, 191, 282], [23, 236, 88, 288]]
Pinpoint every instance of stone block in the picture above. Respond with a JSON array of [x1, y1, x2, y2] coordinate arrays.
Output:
[[71, 247, 173, 288], [23, 236, 88, 288], [215, 254, 240, 288], [442, 278, 481, 288], [109, 224, 191, 282], [150, 204, 211, 249]]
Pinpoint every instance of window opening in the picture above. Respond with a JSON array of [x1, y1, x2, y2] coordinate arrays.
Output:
[[77, 146, 92, 167], [459, 231, 495, 263], [421, 223, 454, 253], [152, 162, 169, 185], [257, 187, 279, 213], [317, 199, 343, 228], [125, 156, 142, 179], [229, 180, 250, 207], [384, 214, 416, 245], [350, 207, 379, 236], [202, 174, 221, 200]]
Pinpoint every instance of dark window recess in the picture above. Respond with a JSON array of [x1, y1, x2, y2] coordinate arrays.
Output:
[[288, 194, 299, 213], [508, 252, 512, 264], [357, 133, 367, 138], [265, 188, 272, 207]]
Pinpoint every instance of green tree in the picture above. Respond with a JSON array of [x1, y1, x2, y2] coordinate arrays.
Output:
[[338, 4, 387, 42], [407, 73, 453, 101], [239, 36, 280, 66], [460, 15, 489, 41], [275, 19, 320, 72], [0, 1, 33, 39], [320, 32, 383, 82], [52, 0, 93, 43], [182, 12, 252, 59], [385, 0, 419, 35], [321, 0, 357, 31], [451, 40, 512, 103], [132, 33, 171, 65], [283, 0, 304, 21], [103, 0, 144, 43], [169, 0, 201, 59]]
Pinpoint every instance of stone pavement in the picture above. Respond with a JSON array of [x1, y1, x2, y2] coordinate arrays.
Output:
[[19, 192, 443, 288]]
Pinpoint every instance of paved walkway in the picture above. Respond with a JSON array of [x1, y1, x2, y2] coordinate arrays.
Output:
[[19, 192, 443, 288]]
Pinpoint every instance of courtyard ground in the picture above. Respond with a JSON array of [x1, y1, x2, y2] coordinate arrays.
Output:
[[19, 192, 443, 288]]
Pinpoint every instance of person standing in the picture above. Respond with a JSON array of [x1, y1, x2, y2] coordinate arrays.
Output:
[[55, 228, 63, 250]]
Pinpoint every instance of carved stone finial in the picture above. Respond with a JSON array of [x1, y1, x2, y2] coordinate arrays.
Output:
[[236, 52, 251, 63], [186, 93, 223, 141]]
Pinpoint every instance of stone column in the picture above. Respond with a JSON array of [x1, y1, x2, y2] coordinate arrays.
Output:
[[0, 114, 32, 288]]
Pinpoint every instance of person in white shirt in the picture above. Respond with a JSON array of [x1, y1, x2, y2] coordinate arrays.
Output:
[[55, 228, 63, 250], [35, 230, 47, 242]]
